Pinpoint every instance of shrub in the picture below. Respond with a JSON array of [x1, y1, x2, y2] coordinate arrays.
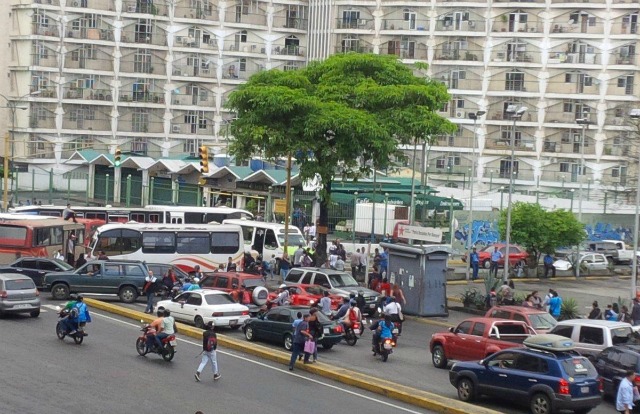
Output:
[[560, 298, 579, 321]]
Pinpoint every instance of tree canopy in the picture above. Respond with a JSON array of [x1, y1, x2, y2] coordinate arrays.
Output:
[[226, 53, 456, 261], [498, 202, 585, 267]]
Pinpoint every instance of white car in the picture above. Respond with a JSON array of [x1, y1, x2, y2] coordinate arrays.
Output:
[[157, 289, 249, 329], [553, 252, 608, 272]]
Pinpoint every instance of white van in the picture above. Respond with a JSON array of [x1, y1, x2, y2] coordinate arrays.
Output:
[[222, 219, 306, 259]]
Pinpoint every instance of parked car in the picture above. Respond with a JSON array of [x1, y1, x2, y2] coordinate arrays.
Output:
[[267, 284, 343, 310], [156, 289, 249, 329], [284, 268, 380, 314], [449, 334, 603, 414], [485, 306, 558, 334], [553, 252, 609, 272], [145, 263, 189, 283], [243, 305, 344, 350], [199, 272, 269, 315], [586, 241, 621, 264], [0, 257, 73, 288], [0, 273, 41, 317], [594, 344, 640, 401], [42, 260, 149, 303], [599, 240, 635, 265], [430, 317, 533, 368], [463, 244, 528, 268], [550, 319, 635, 359]]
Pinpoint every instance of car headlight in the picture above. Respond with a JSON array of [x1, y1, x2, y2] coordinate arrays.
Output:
[[309, 300, 315, 305]]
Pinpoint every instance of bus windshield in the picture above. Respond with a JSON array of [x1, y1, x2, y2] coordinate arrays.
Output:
[[0, 226, 28, 247], [278, 233, 306, 247]]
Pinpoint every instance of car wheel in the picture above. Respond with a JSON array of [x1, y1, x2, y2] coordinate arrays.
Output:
[[51, 283, 70, 300], [30, 310, 40, 318], [457, 378, 475, 402], [530, 392, 552, 414], [482, 260, 491, 269], [194, 316, 205, 329], [432, 345, 448, 369], [244, 326, 256, 341], [283, 333, 293, 351], [118, 286, 137, 303]]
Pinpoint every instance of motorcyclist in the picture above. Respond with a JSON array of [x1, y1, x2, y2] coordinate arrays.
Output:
[[63, 295, 91, 335], [383, 296, 403, 334], [187, 278, 201, 291], [333, 297, 350, 320], [269, 284, 290, 306], [341, 299, 362, 331], [355, 290, 366, 314], [155, 309, 177, 349], [369, 313, 395, 354], [145, 309, 165, 354]]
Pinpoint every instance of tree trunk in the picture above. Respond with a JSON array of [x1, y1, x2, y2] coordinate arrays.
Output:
[[313, 180, 331, 267]]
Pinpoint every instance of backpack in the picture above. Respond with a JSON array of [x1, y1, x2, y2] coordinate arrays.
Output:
[[205, 333, 217, 352], [69, 307, 79, 320]]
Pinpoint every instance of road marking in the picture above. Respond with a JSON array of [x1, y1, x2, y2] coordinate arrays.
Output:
[[89, 310, 427, 414]]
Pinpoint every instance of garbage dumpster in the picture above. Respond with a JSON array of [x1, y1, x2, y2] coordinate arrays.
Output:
[[380, 242, 451, 317]]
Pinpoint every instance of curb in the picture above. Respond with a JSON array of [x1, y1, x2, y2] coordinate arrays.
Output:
[[446, 275, 631, 285], [403, 315, 454, 328], [84, 298, 502, 414]]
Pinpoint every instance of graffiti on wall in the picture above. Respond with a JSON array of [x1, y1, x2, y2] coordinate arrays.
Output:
[[455, 220, 501, 247], [584, 223, 632, 243]]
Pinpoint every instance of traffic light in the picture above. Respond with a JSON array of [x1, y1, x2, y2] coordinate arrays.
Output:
[[114, 148, 122, 167], [198, 145, 209, 174]]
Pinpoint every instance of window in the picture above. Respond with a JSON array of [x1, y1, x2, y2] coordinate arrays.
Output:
[[276, 310, 292, 323], [200, 277, 215, 288], [5, 279, 35, 290], [142, 232, 176, 254], [134, 49, 151, 73], [104, 264, 122, 276], [619, 352, 638, 370], [125, 265, 145, 277], [264, 229, 277, 249], [204, 294, 236, 305], [560, 162, 569, 173], [490, 310, 512, 319], [36, 42, 48, 59], [176, 232, 210, 254], [210, 232, 240, 254], [131, 137, 148, 155], [499, 160, 518, 178], [39, 260, 63, 272], [314, 274, 330, 289], [505, 71, 524, 91], [17, 259, 37, 269], [301, 272, 313, 284], [514, 355, 548, 373], [578, 326, 604, 345], [186, 293, 202, 306], [266, 310, 280, 321], [561, 357, 598, 377], [214, 277, 228, 288], [1, 226, 28, 245], [96, 229, 142, 255], [132, 110, 149, 132], [34, 228, 53, 246], [471, 322, 485, 336], [455, 321, 473, 334]]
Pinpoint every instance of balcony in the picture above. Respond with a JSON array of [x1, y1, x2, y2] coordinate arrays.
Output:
[[381, 19, 429, 32], [335, 18, 375, 31], [434, 49, 483, 62], [123, 1, 165, 16], [172, 65, 217, 79], [29, 116, 56, 129], [611, 21, 639, 36], [550, 21, 605, 35], [272, 16, 308, 30], [485, 139, 536, 151], [271, 44, 306, 58], [174, 1, 217, 20], [491, 50, 541, 64], [224, 11, 267, 27], [491, 20, 543, 34], [379, 43, 428, 60], [62, 117, 111, 131], [33, 25, 60, 37], [118, 91, 165, 104], [225, 41, 269, 55], [435, 19, 485, 32], [547, 51, 600, 65], [121, 29, 166, 47], [602, 144, 631, 157], [171, 92, 215, 107], [66, 28, 106, 41]]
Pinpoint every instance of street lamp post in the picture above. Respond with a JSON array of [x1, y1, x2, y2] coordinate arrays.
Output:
[[570, 189, 575, 212], [575, 117, 593, 279], [629, 108, 640, 298], [383, 192, 389, 239], [466, 111, 486, 281], [489, 169, 494, 191], [353, 191, 358, 244], [500, 186, 505, 210], [1, 91, 40, 211], [503, 105, 527, 281]]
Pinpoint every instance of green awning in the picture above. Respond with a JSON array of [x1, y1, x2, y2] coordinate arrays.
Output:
[[329, 191, 463, 210]]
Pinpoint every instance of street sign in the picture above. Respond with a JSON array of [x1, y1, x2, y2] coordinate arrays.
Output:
[[397, 224, 442, 243], [274, 199, 287, 214]]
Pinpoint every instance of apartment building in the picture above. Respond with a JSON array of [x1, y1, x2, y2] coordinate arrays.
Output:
[[2, 0, 639, 200]]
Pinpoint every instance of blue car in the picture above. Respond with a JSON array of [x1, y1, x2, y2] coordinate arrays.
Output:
[[449, 336, 602, 414]]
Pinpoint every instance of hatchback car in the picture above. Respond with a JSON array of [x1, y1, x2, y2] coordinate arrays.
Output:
[[267, 284, 343, 310], [0, 257, 73, 287], [157, 289, 249, 329], [550, 319, 635, 359], [0, 273, 41, 318], [463, 244, 528, 268], [243, 305, 344, 350], [485, 306, 558, 334], [449, 334, 603, 414], [594, 344, 640, 401]]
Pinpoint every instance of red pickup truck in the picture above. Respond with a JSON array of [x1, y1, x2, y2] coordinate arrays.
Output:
[[430, 317, 533, 369]]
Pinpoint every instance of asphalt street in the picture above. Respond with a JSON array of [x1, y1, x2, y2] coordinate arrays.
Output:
[[44, 294, 621, 414], [0, 304, 434, 414]]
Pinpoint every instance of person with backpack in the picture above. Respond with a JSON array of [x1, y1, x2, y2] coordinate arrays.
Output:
[[588, 301, 603, 319], [341, 299, 362, 330], [369, 314, 395, 354], [195, 321, 220, 382]]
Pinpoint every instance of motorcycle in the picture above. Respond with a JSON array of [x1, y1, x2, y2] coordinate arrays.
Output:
[[344, 321, 361, 346], [135, 320, 176, 361], [55, 306, 86, 345], [373, 327, 399, 362], [157, 282, 182, 300]]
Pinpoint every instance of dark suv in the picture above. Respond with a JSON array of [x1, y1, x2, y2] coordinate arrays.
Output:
[[449, 339, 602, 414], [42, 260, 150, 303], [0, 257, 73, 287], [594, 345, 640, 403]]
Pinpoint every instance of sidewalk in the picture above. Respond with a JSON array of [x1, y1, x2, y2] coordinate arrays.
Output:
[[446, 276, 637, 317]]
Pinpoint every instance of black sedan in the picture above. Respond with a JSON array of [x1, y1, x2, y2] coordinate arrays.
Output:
[[0, 257, 73, 287], [243, 306, 344, 351]]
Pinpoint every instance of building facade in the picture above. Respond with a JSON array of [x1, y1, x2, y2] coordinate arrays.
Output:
[[2, 0, 639, 202]]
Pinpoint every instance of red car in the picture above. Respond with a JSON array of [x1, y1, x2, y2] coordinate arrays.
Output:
[[268, 284, 343, 310], [465, 244, 528, 269]]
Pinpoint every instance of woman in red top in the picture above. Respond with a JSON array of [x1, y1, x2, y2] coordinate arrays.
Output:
[[378, 278, 391, 298]]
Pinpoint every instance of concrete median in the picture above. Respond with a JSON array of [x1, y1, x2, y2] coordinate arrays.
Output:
[[85, 298, 502, 414]]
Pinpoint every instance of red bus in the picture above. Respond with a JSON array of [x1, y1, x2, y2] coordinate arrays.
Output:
[[0, 219, 86, 264]]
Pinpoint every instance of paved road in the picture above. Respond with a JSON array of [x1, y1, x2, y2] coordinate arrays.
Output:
[[39, 294, 619, 414], [0, 304, 433, 414]]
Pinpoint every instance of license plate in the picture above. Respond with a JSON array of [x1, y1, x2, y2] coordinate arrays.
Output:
[[581, 386, 589, 394], [323, 328, 329, 334], [229, 319, 237, 326], [383, 343, 393, 350], [354, 329, 361, 335], [13, 304, 30, 309], [369, 304, 375, 308], [169, 340, 177, 346]]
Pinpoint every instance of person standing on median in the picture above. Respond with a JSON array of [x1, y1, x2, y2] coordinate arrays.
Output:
[[143, 271, 158, 314], [616, 370, 638, 414], [195, 321, 221, 382], [632, 298, 640, 326], [350, 248, 362, 279], [289, 313, 312, 371], [470, 247, 480, 280], [489, 246, 503, 278], [543, 253, 556, 278]]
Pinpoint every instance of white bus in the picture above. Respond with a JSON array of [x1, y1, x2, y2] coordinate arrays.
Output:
[[222, 219, 307, 259], [11, 205, 252, 224], [90, 223, 244, 273]]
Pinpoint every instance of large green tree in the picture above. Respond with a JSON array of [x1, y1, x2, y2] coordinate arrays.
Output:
[[498, 202, 585, 269], [226, 54, 455, 263]]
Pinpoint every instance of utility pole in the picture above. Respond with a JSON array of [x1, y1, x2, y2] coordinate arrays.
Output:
[[283, 153, 293, 255]]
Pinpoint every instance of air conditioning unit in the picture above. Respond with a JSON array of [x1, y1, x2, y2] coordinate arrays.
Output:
[[549, 157, 558, 164], [468, 21, 475, 28], [128, 5, 137, 12], [172, 125, 181, 133], [176, 36, 183, 44], [209, 39, 216, 46], [358, 19, 367, 26], [455, 110, 465, 118], [72, 0, 79, 6]]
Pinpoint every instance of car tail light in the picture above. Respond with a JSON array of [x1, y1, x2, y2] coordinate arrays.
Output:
[[558, 379, 570, 395], [0, 291, 7, 299], [241, 310, 249, 316], [634, 375, 640, 388], [599, 377, 605, 392], [211, 312, 223, 317], [334, 325, 343, 333]]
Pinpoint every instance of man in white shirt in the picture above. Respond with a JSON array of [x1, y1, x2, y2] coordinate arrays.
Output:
[[350, 249, 362, 278], [293, 245, 305, 267], [334, 256, 345, 271], [616, 370, 637, 414], [308, 223, 316, 240], [144, 271, 158, 314], [53, 249, 64, 261], [319, 291, 332, 316], [329, 253, 339, 269]]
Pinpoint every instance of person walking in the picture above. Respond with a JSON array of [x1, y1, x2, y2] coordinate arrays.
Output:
[[549, 290, 563, 320], [619, 306, 632, 323], [143, 271, 158, 314], [616, 370, 637, 414], [293, 245, 305, 268], [66, 233, 76, 267], [632, 298, 640, 326], [588, 301, 602, 320], [195, 322, 221, 382], [288, 313, 312, 371], [350, 248, 362, 279], [75, 253, 87, 270], [489, 246, 503, 278], [306, 308, 322, 363], [469, 247, 480, 280], [543, 253, 556, 278]]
